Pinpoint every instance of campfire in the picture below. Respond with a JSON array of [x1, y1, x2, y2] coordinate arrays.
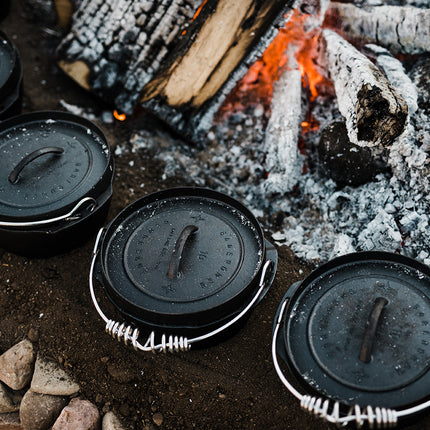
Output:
[[27, 0, 430, 266], [2, 1, 430, 429]]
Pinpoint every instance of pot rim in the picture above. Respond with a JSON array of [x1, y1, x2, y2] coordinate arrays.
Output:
[[0, 110, 113, 223], [272, 251, 430, 425], [98, 187, 267, 325]]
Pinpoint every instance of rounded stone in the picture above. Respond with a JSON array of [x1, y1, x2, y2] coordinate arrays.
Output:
[[19, 390, 68, 430]]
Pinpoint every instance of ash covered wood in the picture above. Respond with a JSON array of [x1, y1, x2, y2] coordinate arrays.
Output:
[[318, 29, 408, 148], [324, 3, 430, 55], [409, 56, 430, 117], [57, 0, 296, 142], [262, 55, 303, 195], [364, 44, 418, 115]]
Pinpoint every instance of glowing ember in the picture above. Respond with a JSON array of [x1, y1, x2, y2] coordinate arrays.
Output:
[[113, 110, 126, 121], [181, 0, 208, 36], [217, 7, 332, 120]]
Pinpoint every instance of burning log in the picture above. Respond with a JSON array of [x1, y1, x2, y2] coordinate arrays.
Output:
[[363, 44, 418, 115], [324, 3, 430, 55], [318, 29, 408, 148], [318, 121, 386, 187], [262, 55, 303, 195], [57, 0, 295, 142]]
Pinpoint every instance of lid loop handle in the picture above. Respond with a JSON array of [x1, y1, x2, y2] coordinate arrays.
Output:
[[8, 146, 64, 184], [359, 297, 388, 363], [167, 225, 198, 279]]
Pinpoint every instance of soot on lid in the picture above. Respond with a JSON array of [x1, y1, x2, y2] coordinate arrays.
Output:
[[0, 111, 111, 222], [95, 188, 277, 341], [277, 252, 430, 410]]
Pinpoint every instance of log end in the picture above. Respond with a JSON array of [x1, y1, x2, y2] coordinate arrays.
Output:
[[356, 84, 408, 147]]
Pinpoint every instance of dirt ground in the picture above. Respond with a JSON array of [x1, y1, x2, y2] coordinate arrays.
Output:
[[1, 2, 430, 429]]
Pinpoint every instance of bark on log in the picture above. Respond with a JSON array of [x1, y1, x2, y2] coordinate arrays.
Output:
[[56, 0, 295, 142], [318, 29, 408, 148], [262, 55, 303, 196], [324, 3, 430, 55]]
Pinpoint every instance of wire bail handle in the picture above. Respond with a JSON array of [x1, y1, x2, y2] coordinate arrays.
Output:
[[89, 227, 275, 353], [0, 197, 97, 228], [271, 293, 430, 428]]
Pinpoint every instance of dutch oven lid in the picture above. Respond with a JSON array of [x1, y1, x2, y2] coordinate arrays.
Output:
[[0, 111, 111, 222], [99, 188, 268, 329], [279, 251, 430, 410], [0, 31, 20, 101]]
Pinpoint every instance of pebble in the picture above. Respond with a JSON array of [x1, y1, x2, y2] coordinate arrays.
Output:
[[26, 329, 39, 343], [52, 398, 100, 430], [30, 356, 80, 396], [0, 340, 34, 391], [102, 412, 125, 430], [19, 390, 68, 430], [0, 412, 22, 429], [0, 382, 20, 413], [152, 413, 163, 427]]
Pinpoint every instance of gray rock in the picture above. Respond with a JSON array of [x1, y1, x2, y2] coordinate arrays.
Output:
[[52, 398, 100, 430], [102, 412, 125, 430], [0, 340, 34, 391], [30, 356, 80, 396], [0, 412, 23, 429], [0, 382, 21, 413], [19, 390, 67, 430]]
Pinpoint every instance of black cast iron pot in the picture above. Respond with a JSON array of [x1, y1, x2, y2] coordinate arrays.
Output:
[[272, 251, 430, 428], [0, 111, 114, 256], [90, 187, 277, 352], [0, 31, 22, 120]]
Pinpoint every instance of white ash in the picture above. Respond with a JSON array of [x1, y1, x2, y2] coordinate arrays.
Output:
[[59, 99, 114, 123], [125, 56, 430, 267]]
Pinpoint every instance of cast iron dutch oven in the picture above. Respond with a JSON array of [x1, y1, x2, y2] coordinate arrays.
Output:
[[0, 31, 22, 120], [0, 111, 114, 256], [90, 187, 277, 352], [272, 251, 430, 428]]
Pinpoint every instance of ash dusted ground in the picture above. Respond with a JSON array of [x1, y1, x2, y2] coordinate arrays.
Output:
[[1, 2, 430, 429]]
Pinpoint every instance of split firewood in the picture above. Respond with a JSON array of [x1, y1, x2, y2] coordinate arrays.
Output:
[[262, 55, 304, 195], [56, 0, 296, 142], [324, 3, 430, 55], [318, 29, 408, 148]]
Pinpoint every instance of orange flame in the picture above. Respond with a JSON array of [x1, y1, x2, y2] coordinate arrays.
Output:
[[181, 0, 208, 36], [113, 110, 126, 121], [216, 8, 332, 121], [247, 8, 329, 101]]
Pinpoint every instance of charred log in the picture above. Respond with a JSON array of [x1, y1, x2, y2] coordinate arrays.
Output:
[[318, 29, 408, 148], [409, 55, 430, 117], [363, 44, 418, 115], [318, 121, 387, 187], [56, 0, 295, 142], [324, 3, 430, 55]]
